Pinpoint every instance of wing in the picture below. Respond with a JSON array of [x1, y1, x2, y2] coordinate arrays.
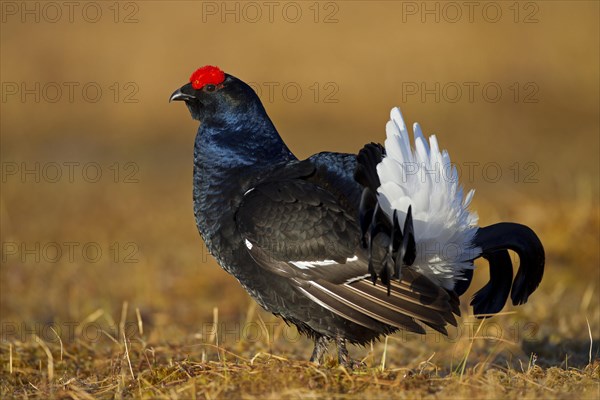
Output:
[[235, 160, 459, 336], [236, 177, 359, 264]]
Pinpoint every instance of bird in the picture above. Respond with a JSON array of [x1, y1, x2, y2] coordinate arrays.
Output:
[[170, 65, 545, 367]]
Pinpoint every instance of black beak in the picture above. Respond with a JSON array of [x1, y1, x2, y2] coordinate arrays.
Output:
[[169, 87, 196, 102]]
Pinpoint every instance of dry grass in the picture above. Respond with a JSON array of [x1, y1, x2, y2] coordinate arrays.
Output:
[[1, 314, 599, 399]]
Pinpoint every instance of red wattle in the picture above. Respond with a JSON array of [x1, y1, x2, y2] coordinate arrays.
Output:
[[189, 65, 225, 89]]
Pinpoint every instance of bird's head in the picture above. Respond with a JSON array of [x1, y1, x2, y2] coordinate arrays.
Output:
[[169, 65, 259, 123]]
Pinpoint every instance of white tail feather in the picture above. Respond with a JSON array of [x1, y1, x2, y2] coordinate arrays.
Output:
[[376, 107, 480, 290]]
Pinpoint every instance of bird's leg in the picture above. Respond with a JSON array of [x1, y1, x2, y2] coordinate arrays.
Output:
[[310, 335, 330, 364], [336, 336, 364, 369], [336, 335, 350, 367]]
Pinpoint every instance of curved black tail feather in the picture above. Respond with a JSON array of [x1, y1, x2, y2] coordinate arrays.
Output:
[[470, 250, 513, 316], [471, 223, 545, 316]]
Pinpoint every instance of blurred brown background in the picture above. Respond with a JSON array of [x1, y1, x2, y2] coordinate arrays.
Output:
[[1, 1, 598, 360]]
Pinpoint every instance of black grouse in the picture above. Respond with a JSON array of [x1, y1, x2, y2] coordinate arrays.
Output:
[[170, 66, 545, 366]]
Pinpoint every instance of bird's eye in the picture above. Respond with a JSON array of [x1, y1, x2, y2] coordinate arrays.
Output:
[[205, 84, 216, 92]]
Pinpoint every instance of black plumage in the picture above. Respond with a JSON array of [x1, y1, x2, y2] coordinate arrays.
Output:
[[170, 66, 545, 366]]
